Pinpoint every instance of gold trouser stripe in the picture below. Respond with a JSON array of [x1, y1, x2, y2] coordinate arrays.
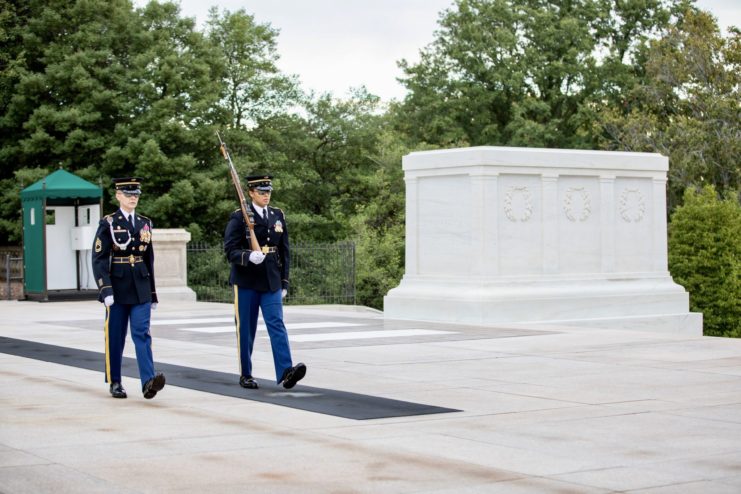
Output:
[[233, 285, 241, 375], [148, 302, 154, 354], [104, 305, 111, 383]]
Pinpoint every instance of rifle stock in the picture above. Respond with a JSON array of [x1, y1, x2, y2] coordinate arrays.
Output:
[[216, 132, 262, 253]]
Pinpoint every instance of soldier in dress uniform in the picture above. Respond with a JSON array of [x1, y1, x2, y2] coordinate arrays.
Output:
[[91, 177, 165, 400], [223, 174, 306, 390]]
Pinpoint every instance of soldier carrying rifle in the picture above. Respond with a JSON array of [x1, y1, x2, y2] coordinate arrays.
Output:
[[219, 134, 306, 390]]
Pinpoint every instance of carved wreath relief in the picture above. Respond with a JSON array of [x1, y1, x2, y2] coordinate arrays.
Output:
[[504, 186, 533, 222], [563, 187, 591, 222], [619, 188, 646, 223]]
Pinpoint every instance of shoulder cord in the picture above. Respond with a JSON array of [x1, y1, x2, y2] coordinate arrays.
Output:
[[107, 216, 132, 250]]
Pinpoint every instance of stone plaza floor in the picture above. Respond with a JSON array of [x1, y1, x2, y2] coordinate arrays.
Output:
[[1, 299, 741, 493]]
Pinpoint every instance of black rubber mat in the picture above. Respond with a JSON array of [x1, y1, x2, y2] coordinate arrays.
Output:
[[0, 336, 461, 420]]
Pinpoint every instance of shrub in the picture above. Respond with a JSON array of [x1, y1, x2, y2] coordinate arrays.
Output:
[[668, 185, 741, 337]]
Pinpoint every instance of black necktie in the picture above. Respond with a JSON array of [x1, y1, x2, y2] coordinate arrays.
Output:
[[128, 214, 135, 230], [262, 209, 268, 223]]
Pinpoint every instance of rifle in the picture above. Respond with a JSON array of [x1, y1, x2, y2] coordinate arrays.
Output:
[[216, 131, 262, 254]]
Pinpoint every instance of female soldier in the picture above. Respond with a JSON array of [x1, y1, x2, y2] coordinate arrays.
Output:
[[92, 177, 165, 399]]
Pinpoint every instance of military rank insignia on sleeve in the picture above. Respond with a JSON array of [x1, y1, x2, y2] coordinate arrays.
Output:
[[95, 237, 102, 252], [274, 220, 283, 233]]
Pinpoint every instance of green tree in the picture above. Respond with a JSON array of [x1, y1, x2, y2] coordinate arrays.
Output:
[[0, 0, 229, 242], [1, 0, 140, 176], [245, 88, 388, 243], [1, 0, 141, 242], [0, 0, 26, 160], [102, 0, 225, 234], [394, 0, 687, 148], [202, 7, 304, 239], [206, 7, 300, 129], [668, 185, 741, 337], [350, 130, 413, 309], [0, 168, 49, 245], [598, 9, 741, 210]]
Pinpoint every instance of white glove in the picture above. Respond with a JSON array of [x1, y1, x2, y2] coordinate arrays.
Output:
[[104, 295, 114, 307], [281, 289, 287, 299], [151, 302, 158, 310], [249, 251, 266, 265]]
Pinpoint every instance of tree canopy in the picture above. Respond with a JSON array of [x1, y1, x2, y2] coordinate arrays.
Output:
[[394, 0, 699, 149], [598, 9, 741, 209]]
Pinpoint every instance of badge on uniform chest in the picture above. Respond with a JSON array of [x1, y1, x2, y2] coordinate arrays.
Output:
[[140, 223, 151, 243], [274, 220, 283, 233]]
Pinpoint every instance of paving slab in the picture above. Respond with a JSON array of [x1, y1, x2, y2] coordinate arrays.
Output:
[[1, 299, 741, 493]]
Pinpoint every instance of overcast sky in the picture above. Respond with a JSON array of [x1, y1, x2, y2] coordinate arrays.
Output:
[[133, 0, 741, 101]]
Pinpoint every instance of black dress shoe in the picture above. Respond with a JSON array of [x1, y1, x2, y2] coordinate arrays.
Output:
[[280, 363, 307, 389], [142, 372, 165, 399], [109, 382, 127, 399], [239, 376, 259, 389]]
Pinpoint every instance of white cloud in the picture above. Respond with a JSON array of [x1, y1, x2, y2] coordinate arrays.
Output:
[[133, 0, 741, 101], [132, 0, 451, 100]]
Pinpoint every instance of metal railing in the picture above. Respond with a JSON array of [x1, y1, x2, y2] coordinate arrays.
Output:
[[187, 241, 355, 305], [1, 251, 24, 300]]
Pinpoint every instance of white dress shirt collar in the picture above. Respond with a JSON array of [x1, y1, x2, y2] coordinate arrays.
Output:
[[120, 208, 135, 221], [252, 203, 267, 218]]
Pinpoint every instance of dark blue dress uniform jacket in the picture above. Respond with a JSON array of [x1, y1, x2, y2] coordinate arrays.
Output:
[[224, 205, 290, 293], [91, 211, 158, 304]]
